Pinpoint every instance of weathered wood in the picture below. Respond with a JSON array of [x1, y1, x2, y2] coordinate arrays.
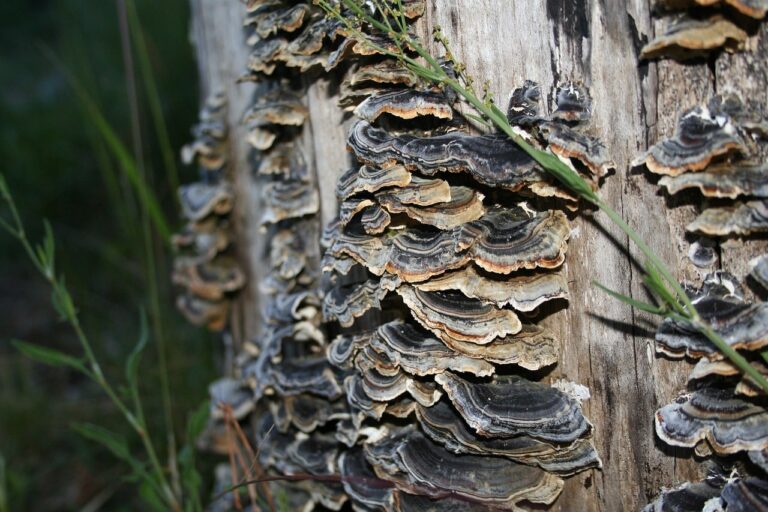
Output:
[[188, 0, 765, 509]]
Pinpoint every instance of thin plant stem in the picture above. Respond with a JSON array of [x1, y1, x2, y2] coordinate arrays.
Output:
[[0, 177, 181, 510], [125, 0, 181, 203], [117, 0, 181, 498]]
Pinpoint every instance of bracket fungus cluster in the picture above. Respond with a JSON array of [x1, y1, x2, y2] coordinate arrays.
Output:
[[643, 271, 768, 509], [314, 20, 608, 509], [173, 93, 245, 331], [641, 1, 766, 60], [635, 92, 768, 507], [634, 94, 768, 271], [191, 1, 613, 510]]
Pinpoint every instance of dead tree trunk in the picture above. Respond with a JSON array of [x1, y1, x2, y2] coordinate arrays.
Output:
[[188, 1, 768, 510]]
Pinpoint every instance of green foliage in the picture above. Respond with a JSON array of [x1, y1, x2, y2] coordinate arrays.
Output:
[[0, 0, 213, 509], [11, 340, 88, 375], [319, 0, 768, 395], [0, 454, 7, 512]]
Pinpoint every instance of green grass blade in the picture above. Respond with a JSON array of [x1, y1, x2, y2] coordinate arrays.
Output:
[[126, 0, 181, 205], [12, 340, 88, 375], [125, 309, 150, 405], [43, 48, 172, 241], [592, 281, 666, 315], [0, 454, 8, 512]]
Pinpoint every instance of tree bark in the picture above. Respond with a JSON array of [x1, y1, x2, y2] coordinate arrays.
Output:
[[188, 1, 768, 509]]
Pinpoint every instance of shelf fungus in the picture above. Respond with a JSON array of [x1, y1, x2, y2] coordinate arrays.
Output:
[[415, 398, 601, 476], [328, 206, 570, 282], [178, 182, 234, 222], [374, 175, 452, 207], [396, 286, 522, 345], [751, 254, 768, 290], [322, 279, 388, 327], [507, 80, 545, 127], [655, 384, 768, 455], [633, 103, 748, 176], [656, 275, 768, 358], [434, 372, 593, 443], [687, 199, 768, 236], [245, 4, 310, 39], [348, 120, 558, 195], [659, 162, 768, 199], [364, 426, 565, 510], [171, 257, 246, 301], [642, 472, 727, 512], [353, 89, 454, 122], [552, 81, 592, 123], [377, 185, 486, 230], [176, 293, 229, 331], [370, 321, 495, 377], [336, 164, 412, 200], [260, 180, 320, 226], [657, 0, 768, 20], [172, 93, 244, 333], [181, 92, 228, 169], [439, 323, 560, 369], [414, 266, 568, 311], [640, 15, 748, 60], [242, 88, 308, 127]]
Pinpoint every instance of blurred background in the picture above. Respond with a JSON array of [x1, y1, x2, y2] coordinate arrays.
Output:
[[0, 0, 220, 509]]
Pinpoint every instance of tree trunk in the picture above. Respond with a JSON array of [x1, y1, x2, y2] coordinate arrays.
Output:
[[188, 1, 768, 510]]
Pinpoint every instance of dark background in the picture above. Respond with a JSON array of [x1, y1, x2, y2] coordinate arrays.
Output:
[[0, 0, 220, 509]]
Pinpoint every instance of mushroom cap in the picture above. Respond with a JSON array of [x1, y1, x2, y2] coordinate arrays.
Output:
[[347, 120, 560, 196], [659, 162, 768, 199], [639, 15, 748, 60], [322, 279, 388, 327], [655, 384, 768, 454], [435, 372, 593, 443], [552, 81, 592, 123], [397, 285, 522, 345], [178, 182, 234, 221], [260, 180, 320, 225], [507, 80, 544, 127], [750, 254, 768, 290], [416, 398, 600, 476], [364, 425, 565, 510], [371, 320, 495, 377], [354, 89, 453, 122], [634, 104, 747, 176], [414, 266, 568, 311], [687, 200, 768, 237], [336, 164, 412, 200]]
